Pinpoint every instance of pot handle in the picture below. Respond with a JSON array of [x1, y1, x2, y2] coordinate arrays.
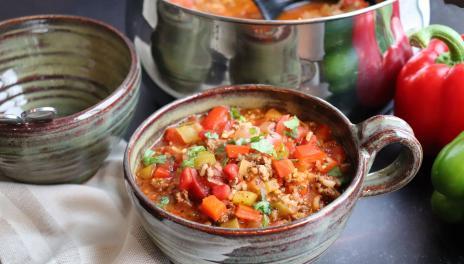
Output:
[[357, 115, 423, 197]]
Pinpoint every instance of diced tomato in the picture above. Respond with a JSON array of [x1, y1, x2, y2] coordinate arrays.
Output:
[[153, 167, 171, 179], [212, 184, 231, 200], [294, 142, 327, 161], [272, 159, 295, 178], [179, 167, 195, 190], [164, 127, 185, 145], [315, 124, 331, 143], [201, 106, 230, 132], [235, 204, 262, 222], [223, 163, 239, 181], [200, 195, 227, 221], [275, 115, 290, 135], [295, 126, 308, 143], [225, 145, 250, 158], [190, 173, 210, 200], [284, 140, 296, 157]]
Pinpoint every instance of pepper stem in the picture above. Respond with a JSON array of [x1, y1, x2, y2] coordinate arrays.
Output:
[[410, 24, 464, 64]]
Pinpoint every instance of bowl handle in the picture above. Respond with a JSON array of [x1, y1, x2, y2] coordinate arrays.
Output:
[[356, 115, 423, 197]]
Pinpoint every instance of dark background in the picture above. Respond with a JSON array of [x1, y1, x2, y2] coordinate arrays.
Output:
[[1, 1, 464, 263]]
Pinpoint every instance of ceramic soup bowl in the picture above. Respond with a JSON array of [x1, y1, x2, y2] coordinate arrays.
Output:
[[124, 85, 422, 264], [0, 15, 141, 184]]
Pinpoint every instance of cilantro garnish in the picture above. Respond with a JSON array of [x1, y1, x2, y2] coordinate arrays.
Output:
[[158, 196, 170, 208], [283, 117, 300, 139], [204, 131, 219, 139], [250, 138, 274, 155], [262, 214, 270, 227], [187, 146, 206, 157], [143, 149, 167, 166], [255, 188, 272, 215], [234, 138, 250, 146], [231, 107, 246, 122], [283, 117, 300, 130], [285, 129, 299, 139], [182, 145, 206, 168], [328, 166, 342, 177], [249, 127, 258, 135], [254, 201, 272, 215]]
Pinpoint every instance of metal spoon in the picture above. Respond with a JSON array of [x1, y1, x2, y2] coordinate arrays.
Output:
[[252, 0, 377, 20], [0, 107, 57, 125], [252, 0, 306, 20]]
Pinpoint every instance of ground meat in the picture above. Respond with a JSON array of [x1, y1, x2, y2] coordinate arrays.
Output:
[[175, 190, 192, 206]]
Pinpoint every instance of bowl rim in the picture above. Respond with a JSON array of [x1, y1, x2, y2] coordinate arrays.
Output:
[[0, 14, 140, 133], [124, 84, 367, 236], [160, 0, 396, 25]]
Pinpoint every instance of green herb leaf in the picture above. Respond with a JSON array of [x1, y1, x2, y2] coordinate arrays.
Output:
[[181, 145, 207, 168], [249, 127, 258, 135], [234, 138, 250, 146], [250, 135, 263, 143], [254, 201, 272, 215], [158, 196, 170, 208], [285, 128, 299, 139], [262, 214, 270, 227], [221, 157, 229, 167], [204, 131, 219, 140], [251, 138, 274, 155], [231, 107, 246, 122], [143, 149, 167, 166], [181, 158, 195, 168], [328, 166, 343, 177], [187, 146, 206, 157], [215, 144, 226, 155], [283, 117, 300, 130]]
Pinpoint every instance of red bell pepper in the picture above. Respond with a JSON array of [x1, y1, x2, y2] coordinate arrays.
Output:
[[395, 25, 464, 154], [355, 2, 412, 108]]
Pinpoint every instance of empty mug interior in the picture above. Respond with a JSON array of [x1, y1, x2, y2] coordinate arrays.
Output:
[[0, 17, 132, 118]]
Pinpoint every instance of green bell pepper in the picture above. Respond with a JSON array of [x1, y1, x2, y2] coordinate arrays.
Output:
[[431, 132, 464, 223]]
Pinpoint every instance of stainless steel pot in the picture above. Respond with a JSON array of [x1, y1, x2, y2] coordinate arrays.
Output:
[[126, 0, 429, 121]]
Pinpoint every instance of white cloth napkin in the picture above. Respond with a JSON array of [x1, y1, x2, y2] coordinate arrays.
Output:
[[0, 141, 169, 264]]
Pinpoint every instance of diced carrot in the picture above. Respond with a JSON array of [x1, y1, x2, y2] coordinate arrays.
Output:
[[201, 106, 230, 132], [272, 159, 295, 178], [153, 167, 171, 178], [164, 127, 185, 145], [294, 142, 327, 161], [200, 195, 227, 221], [225, 145, 250, 158], [235, 204, 262, 222]]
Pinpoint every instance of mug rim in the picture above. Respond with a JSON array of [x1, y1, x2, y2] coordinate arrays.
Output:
[[124, 84, 366, 236], [159, 0, 396, 25], [0, 14, 140, 133]]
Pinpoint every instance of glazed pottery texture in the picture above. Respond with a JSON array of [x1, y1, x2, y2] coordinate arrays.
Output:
[[124, 85, 423, 263], [0, 15, 141, 184]]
